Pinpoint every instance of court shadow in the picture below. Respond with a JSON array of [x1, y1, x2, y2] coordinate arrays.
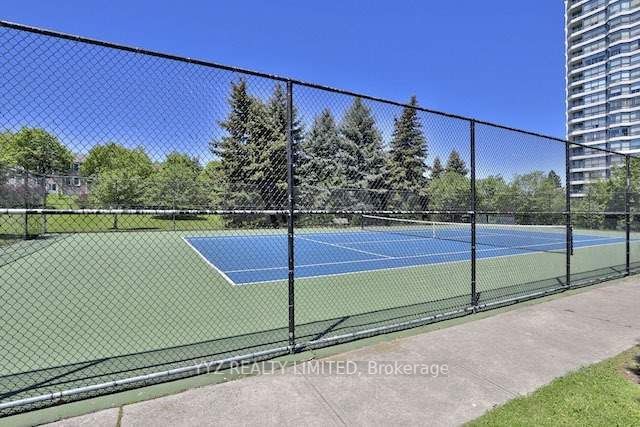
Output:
[[0, 233, 72, 268], [2, 266, 636, 416], [0, 294, 471, 415]]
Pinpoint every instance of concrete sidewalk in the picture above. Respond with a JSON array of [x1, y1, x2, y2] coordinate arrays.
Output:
[[47, 280, 640, 426]]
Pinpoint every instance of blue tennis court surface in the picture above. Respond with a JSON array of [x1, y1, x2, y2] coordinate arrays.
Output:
[[185, 229, 626, 285]]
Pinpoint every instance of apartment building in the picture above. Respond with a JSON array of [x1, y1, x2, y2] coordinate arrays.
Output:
[[566, 0, 640, 196]]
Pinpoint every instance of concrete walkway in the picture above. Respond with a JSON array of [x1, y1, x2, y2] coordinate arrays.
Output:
[[47, 280, 640, 426]]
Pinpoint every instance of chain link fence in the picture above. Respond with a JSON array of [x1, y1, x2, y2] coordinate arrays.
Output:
[[1, 21, 638, 415]]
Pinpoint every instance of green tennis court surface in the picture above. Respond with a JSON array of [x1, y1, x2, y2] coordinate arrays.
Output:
[[1, 221, 638, 386]]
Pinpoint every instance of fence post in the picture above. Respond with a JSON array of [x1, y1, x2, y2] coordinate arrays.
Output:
[[286, 80, 296, 352], [625, 155, 631, 276], [470, 120, 478, 307], [565, 141, 572, 287]]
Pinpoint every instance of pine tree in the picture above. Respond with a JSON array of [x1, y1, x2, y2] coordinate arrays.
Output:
[[297, 109, 344, 208], [431, 156, 444, 179], [387, 96, 428, 205], [264, 84, 303, 209], [244, 98, 274, 209], [445, 149, 468, 176], [210, 80, 253, 209], [340, 98, 386, 209]]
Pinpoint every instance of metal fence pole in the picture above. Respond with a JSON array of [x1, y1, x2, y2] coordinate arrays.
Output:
[[286, 80, 296, 351], [470, 120, 478, 307], [625, 155, 631, 276], [565, 141, 572, 287]]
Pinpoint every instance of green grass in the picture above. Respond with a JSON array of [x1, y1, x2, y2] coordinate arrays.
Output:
[[0, 212, 226, 235], [0, 217, 638, 408], [467, 346, 640, 426]]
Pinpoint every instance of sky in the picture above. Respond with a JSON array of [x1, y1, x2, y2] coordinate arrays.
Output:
[[1, 0, 567, 136], [0, 0, 568, 177]]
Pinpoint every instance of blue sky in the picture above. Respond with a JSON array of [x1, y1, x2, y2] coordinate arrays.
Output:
[[2, 0, 566, 136], [1, 0, 567, 178]]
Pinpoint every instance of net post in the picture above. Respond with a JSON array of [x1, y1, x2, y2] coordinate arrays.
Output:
[[470, 120, 478, 307], [565, 141, 571, 287], [625, 155, 631, 276], [286, 80, 296, 353]]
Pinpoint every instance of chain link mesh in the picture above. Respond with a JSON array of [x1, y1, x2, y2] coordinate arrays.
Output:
[[0, 21, 637, 415]]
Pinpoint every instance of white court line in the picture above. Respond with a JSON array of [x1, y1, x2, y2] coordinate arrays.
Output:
[[233, 239, 628, 285], [182, 237, 238, 286], [296, 235, 392, 259], [183, 230, 625, 286], [225, 235, 617, 274]]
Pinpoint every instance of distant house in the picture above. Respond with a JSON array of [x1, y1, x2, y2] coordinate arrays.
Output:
[[1, 154, 91, 207], [44, 154, 90, 197]]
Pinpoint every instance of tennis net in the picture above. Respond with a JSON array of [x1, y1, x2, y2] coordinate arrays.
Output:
[[361, 214, 568, 254]]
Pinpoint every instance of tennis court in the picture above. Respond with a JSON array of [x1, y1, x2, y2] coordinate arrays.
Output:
[[4, 20, 640, 415], [185, 215, 629, 285]]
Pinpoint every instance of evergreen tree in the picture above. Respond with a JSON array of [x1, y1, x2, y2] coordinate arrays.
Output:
[[445, 149, 468, 176], [297, 109, 344, 208], [340, 98, 386, 209], [264, 84, 303, 209], [387, 96, 428, 207], [243, 98, 274, 209], [431, 157, 444, 179], [210, 80, 254, 209]]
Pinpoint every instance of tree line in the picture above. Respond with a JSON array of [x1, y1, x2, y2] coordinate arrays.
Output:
[[571, 158, 640, 229], [0, 80, 571, 226]]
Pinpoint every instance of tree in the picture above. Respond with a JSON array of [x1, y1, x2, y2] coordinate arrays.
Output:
[[297, 109, 345, 209], [1, 128, 74, 210], [387, 96, 428, 208], [210, 80, 253, 210], [572, 162, 640, 229], [445, 149, 468, 176], [431, 157, 444, 180], [262, 84, 303, 210], [0, 131, 13, 168], [428, 171, 471, 216], [211, 81, 305, 226], [340, 98, 386, 209], [147, 152, 204, 209], [198, 160, 224, 208], [81, 142, 153, 177], [547, 170, 562, 188], [0, 132, 12, 207], [82, 142, 153, 228], [0, 131, 11, 186], [476, 175, 513, 212], [510, 171, 564, 224], [243, 96, 278, 210], [1, 128, 73, 175]]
